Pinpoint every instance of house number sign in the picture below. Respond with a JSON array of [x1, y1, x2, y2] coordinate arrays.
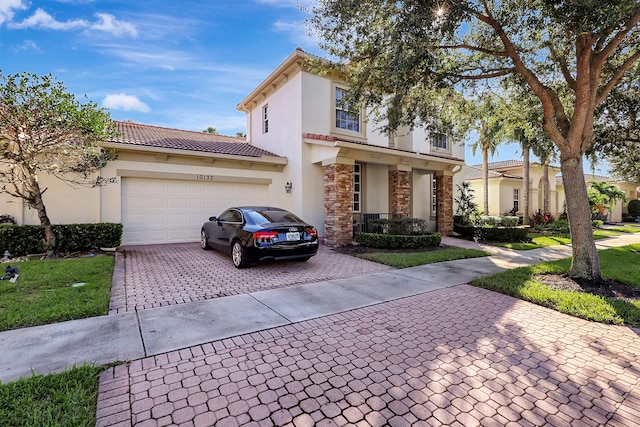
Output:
[[196, 174, 216, 181]]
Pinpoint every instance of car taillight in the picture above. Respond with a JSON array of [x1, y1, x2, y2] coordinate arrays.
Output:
[[254, 230, 278, 243], [306, 227, 318, 238]]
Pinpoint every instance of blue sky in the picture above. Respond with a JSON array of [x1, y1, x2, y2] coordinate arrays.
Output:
[[0, 1, 609, 173]]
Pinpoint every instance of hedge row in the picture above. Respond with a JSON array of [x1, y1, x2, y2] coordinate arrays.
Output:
[[454, 224, 529, 242], [366, 217, 430, 235], [0, 223, 123, 257], [355, 232, 442, 249]]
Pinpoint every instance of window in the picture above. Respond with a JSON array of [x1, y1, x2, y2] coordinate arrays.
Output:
[[432, 177, 437, 215], [218, 209, 243, 223], [431, 132, 448, 150], [335, 88, 360, 132], [262, 105, 269, 134], [513, 188, 520, 212], [353, 163, 361, 213]]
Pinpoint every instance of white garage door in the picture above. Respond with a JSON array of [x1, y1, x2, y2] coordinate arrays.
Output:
[[122, 178, 268, 245]]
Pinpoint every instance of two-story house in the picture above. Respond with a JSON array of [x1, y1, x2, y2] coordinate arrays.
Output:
[[236, 48, 466, 246], [0, 49, 465, 246]]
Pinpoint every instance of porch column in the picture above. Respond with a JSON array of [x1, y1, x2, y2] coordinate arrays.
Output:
[[323, 158, 354, 247], [436, 171, 454, 236], [390, 165, 411, 218]]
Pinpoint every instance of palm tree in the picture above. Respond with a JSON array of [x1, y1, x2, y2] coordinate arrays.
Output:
[[587, 181, 627, 221], [513, 128, 531, 225], [531, 138, 557, 214], [469, 95, 504, 215]]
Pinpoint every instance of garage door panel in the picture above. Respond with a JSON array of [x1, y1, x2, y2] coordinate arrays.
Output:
[[122, 178, 268, 245]]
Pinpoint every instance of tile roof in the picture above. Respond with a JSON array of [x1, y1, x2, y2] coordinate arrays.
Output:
[[464, 165, 522, 180], [110, 121, 283, 159]]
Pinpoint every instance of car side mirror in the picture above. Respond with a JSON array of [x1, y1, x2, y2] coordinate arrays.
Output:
[[209, 216, 217, 222]]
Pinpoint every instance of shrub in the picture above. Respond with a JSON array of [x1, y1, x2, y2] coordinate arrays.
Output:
[[454, 224, 530, 242], [592, 220, 604, 228], [629, 199, 640, 218], [476, 215, 520, 227], [0, 223, 123, 257], [355, 232, 442, 249], [367, 218, 430, 235]]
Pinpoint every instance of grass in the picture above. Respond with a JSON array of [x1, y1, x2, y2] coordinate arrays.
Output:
[[606, 226, 640, 233], [0, 365, 101, 426], [493, 229, 615, 250], [472, 244, 640, 326], [0, 256, 114, 332], [357, 247, 490, 268]]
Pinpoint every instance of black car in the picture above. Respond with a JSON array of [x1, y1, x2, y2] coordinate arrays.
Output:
[[200, 206, 319, 268]]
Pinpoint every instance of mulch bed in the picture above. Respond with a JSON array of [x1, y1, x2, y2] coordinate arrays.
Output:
[[535, 274, 640, 300]]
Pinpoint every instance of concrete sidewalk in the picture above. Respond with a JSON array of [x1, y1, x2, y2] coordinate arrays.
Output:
[[1, 232, 637, 384]]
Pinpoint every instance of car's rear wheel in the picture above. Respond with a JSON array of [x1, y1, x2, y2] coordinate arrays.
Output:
[[200, 229, 210, 250], [232, 240, 249, 268]]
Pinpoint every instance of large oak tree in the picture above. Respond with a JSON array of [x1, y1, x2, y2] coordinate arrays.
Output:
[[310, 0, 640, 281], [0, 72, 118, 259]]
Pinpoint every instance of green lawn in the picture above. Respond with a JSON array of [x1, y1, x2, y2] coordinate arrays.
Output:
[[0, 365, 101, 426], [357, 247, 490, 268], [472, 244, 640, 326], [492, 229, 615, 250], [0, 256, 114, 332]]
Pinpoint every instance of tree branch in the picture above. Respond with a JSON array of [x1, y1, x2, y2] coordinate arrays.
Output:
[[549, 44, 576, 89], [596, 50, 640, 105], [434, 44, 508, 57]]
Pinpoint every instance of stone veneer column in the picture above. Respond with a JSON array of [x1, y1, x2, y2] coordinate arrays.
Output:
[[390, 166, 411, 218], [436, 172, 454, 236], [323, 160, 354, 247]]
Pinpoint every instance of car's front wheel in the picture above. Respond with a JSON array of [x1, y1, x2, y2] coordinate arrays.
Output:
[[200, 229, 210, 250], [231, 240, 249, 268]]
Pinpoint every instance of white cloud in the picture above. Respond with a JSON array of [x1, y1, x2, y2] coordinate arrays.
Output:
[[9, 8, 137, 37], [16, 39, 42, 53], [90, 13, 137, 37], [0, 0, 27, 25], [103, 94, 150, 112], [10, 8, 87, 30]]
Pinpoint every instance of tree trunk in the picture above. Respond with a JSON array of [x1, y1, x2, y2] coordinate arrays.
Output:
[[30, 177, 57, 259], [482, 148, 489, 214], [561, 156, 600, 281], [543, 157, 550, 213], [522, 145, 530, 225]]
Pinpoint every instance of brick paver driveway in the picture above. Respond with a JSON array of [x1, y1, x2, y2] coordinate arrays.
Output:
[[108, 243, 392, 314], [98, 285, 640, 426]]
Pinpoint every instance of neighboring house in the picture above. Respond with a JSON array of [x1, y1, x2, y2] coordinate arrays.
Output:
[[464, 160, 640, 222], [0, 48, 465, 246], [464, 160, 562, 218], [557, 174, 640, 223]]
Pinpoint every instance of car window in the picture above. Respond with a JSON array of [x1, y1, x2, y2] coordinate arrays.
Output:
[[218, 209, 243, 223], [248, 210, 303, 224]]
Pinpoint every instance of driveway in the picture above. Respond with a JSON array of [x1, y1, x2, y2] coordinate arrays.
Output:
[[109, 243, 392, 314], [92, 236, 640, 426]]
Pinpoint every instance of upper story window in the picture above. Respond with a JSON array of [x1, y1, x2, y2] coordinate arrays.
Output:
[[431, 132, 448, 150], [262, 105, 269, 134], [335, 88, 360, 133]]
